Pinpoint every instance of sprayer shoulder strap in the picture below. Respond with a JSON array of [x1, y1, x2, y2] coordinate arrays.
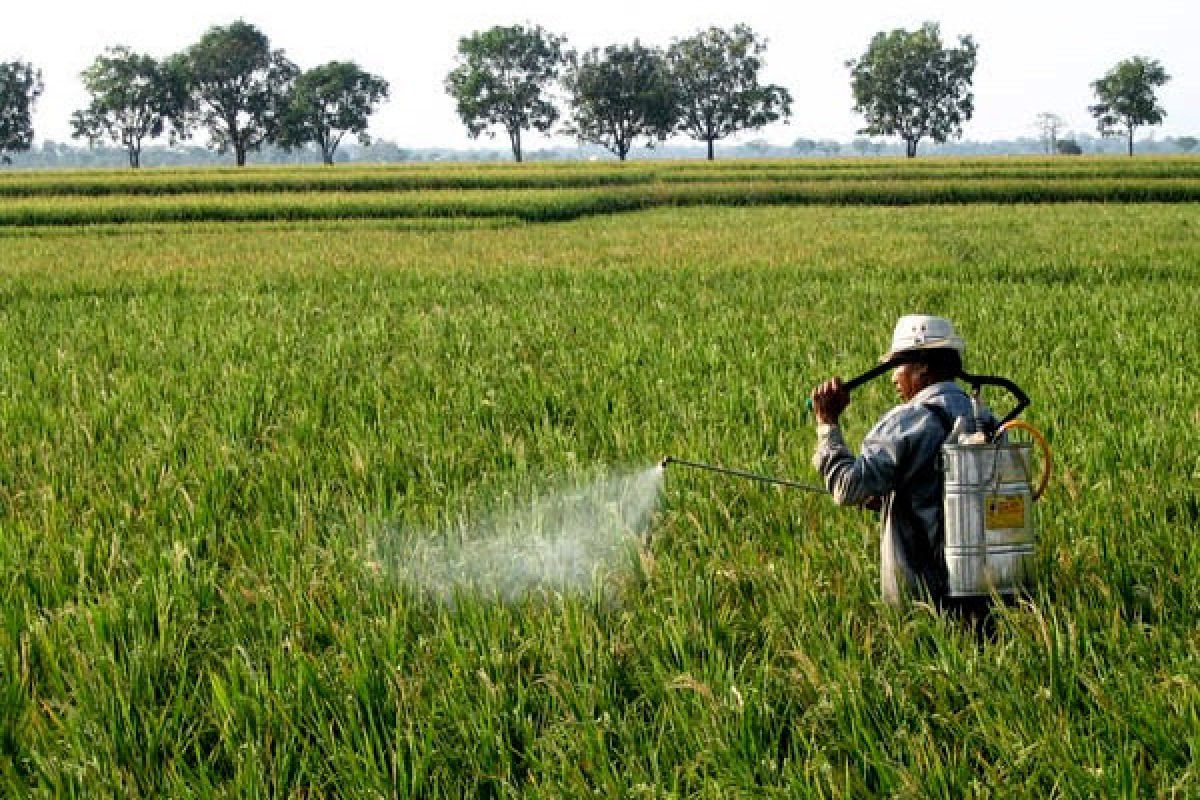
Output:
[[921, 403, 954, 437], [911, 402, 955, 485]]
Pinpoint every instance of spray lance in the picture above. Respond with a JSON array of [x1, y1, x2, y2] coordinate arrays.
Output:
[[658, 456, 828, 494]]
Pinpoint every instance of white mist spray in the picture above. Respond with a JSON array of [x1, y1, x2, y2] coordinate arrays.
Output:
[[375, 464, 664, 603]]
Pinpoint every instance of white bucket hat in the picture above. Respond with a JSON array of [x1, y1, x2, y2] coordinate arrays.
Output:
[[882, 315, 965, 361]]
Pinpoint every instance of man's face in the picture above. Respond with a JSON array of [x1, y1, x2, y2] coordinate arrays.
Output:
[[892, 362, 929, 402]]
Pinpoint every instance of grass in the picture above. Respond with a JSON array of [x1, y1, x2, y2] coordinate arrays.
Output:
[[0, 164, 1198, 796]]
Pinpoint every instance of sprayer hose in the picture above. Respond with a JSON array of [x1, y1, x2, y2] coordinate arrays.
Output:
[[998, 419, 1052, 501]]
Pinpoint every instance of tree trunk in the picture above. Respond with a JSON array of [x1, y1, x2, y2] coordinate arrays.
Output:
[[1128, 125, 1134, 157], [906, 138, 918, 158], [706, 138, 714, 161], [236, 142, 247, 166], [510, 128, 522, 163], [129, 146, 140, 169]]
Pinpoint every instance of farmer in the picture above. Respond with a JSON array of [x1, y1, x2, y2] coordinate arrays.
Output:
[[810, 315, 977, 608]]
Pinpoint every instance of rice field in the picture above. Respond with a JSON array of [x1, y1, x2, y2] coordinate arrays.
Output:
[[1, 159, 1198, 797], [1, 157, 1200, 228]]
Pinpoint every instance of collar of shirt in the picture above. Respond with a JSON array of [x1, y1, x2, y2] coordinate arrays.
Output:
[[909, 380, 967, 406]]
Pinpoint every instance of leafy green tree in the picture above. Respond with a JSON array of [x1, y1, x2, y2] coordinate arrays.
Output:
[[665, 25, 792, 161], [173, 20, 298, 166], [1088, 56, 1170, 156], [0, 60, 43, 165], [1176, 136, 1198, 153], [847, 22, 978, 158], [278, 62, 390, 164], [70, 47, 183, 168], [562, 42, 675, 162], [444, 24, 565, 163]]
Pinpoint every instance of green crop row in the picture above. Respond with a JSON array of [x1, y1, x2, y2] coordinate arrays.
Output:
[[3, 178, 1200, 228], [0, 156, 1198, 197]]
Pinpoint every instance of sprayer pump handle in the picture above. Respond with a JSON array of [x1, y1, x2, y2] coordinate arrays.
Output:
[[959, 371, 1030, 430], [805, 358, 1031, 430], [804, 352, 924, 411]]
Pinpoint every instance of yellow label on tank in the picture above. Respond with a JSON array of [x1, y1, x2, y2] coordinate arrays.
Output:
[[985, 494, 1026, 529]]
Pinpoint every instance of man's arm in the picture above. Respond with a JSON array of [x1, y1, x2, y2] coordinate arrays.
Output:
[[812, 422, 904, 507], [810, 377, 900, 506]]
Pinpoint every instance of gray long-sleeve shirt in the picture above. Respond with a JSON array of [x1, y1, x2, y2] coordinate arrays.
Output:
[[812, 381, 975, 605]]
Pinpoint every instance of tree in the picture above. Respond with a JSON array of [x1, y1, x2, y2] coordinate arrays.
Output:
[[70, 47, 183, 168], [851, 137, 884, 156], [1056, 139, 1083, 155], [666, 25, 792, 161], [562, 42, 675, 162], [173, 20, 297, 166], [444, 24, 565, 163], [1034, 112, 1066, 155], [744, 138, 770, 156], [1175, 136, 1198, 153], [847, 22, 978, 158], [0, 61, 43, 164], [816, 139, 841, 156], [792, 137, 817, 155], [277, 62, 389, 165], [1088, 56, 1169, 156]]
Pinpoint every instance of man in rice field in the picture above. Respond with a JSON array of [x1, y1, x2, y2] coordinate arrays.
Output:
[[809, 315, 977, 610]]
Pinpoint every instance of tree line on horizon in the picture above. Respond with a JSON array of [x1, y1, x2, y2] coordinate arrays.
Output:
[[1, 21, 389, 168], [444, 24, 792, 162], [0, 20, 1179, 168], [10, 126, 1198, 171]]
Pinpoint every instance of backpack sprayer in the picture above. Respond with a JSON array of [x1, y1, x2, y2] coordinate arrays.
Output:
[[662, 318, 1052, 598]]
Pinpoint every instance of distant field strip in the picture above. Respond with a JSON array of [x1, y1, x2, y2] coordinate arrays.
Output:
[[3, 157, 1200, 197], [3, 172, 1200, 227]]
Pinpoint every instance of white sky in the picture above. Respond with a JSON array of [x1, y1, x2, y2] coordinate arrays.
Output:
[[4, 0, 1196, 150]]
